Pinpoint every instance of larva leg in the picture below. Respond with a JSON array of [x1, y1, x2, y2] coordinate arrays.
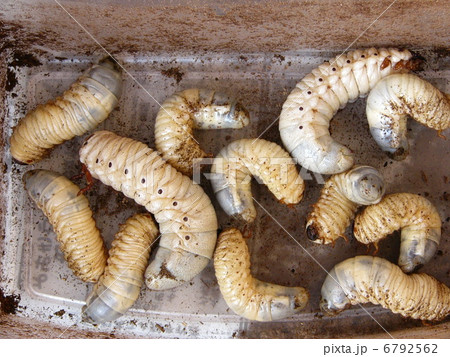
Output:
[[210, 138, 304, 223], [354, 193, 441, 272], [366, 73, 450, 160], [320, 256, 450, 321], [279, 48, 419, 174], [155, 88, 250, 176], [214, 228, 309, 321], [23, 169, 108, 282], [79, 130, 218, 290], [306, 165, 385, 244], [83, 213, 159, 324], [10, 57, 122, 164]]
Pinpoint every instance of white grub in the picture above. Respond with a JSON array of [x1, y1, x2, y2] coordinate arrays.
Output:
[[214, 228, 309, 321], [354, 193, 441, 273], [79, 130, 218, 290], [155, 88, 250, 176], [366, 73, 450, 160], [320, 256, 450, 321], [211, 138, 304, 222], [11, 58, 122, 164], [306, 165, 385, 245]]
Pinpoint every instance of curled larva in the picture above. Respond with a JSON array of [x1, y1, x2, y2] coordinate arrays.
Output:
[[79, 130, 218, 290], [306, 165, 385, 245], [83, 213, 159, 324], [210, 138, 304, 222], [10, 57, 122, 164], [155, 88, 250, 176], [214, 228, 309, 321], [354, 193, 441, 273], [366, 73, 450, 160], [279, 48, 420, 174], [23, 169, 107, 282], [320, 256, 450, 321]]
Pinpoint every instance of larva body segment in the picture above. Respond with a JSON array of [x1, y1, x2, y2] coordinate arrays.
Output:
[[354, 193, 441, 273], [23, 169, 108, 282], [83, 213, 159, 323], [155, 88, 250, 176], [79, 130, 218, 290], [366, 73, 450, 160], [214, 228, 309, 321], [210, 138, 304, 222], [279, 48, 418, 174], [10, 58, 122, 164], [306, 165, 385, 245], [320, 256, 450, 321]]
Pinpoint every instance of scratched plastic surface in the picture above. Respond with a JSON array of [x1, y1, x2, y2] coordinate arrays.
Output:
[[2, 51, 449, 337]]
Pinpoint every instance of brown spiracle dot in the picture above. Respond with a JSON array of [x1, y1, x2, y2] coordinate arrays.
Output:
[[307, 91, 312, 95], [95, 158, 99, 164], [299, 126, 303, 130], [183, 217, 188, 221], [299, 107, 303, 111], [124, 169, 128, 175], [361, 55, 365, 58], [108, 162, 112, 168], [318, 78, 323, 82], [374, 53, 378, 56], [332, 67, 336, 71], [158, 189, 163, 194], [185, 235, 190, 240], [346, 59, 351, 63], [141, 178, 145, 184], [173, 201, 178, 206]]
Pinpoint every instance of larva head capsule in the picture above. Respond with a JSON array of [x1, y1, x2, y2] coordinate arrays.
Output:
[[341, 165, 385, 205]]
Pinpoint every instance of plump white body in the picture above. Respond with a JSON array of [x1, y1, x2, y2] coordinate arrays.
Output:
[[320, 256, 450, 321], [23, 169, 107, 282], [11, 58, 122, 164], [210, 138, 304, 222], [214, 228, 309, 321], [79, 131, 218, 290], [279, 48, 416, 174], [354, 193, 441, 273], [366, 73, 450, 159], [83, 213, 159, 323], [306, 165, 385, 244], [155, 88, 250, 176]]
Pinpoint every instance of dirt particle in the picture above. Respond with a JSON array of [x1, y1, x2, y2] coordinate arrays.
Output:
[[9, 51, 42, 68], [5, 68, 17, 91], [0, 289, 20, 314], [161, 67, 184, 84], [155, 323, 165, 332], [54, 309, 65, 317]]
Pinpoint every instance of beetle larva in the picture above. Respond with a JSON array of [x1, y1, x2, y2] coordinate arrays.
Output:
[[366, 73, 450, 160], [279, 48, 420, 174], [83, 213, 159, 323], [10, 57, 122, 164], [23, 169, 108, 282], [214, 228, 309, 321], [354, 193, 441, 273], [306, 165, 385, 245], [320, 256, 450, 321], [210, 138, 304, 223], [155, 88, 250, 176], [79, 130, 218, 290]]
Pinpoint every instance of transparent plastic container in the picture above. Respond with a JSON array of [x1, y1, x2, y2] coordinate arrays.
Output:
[[0, 0, 449, 338]]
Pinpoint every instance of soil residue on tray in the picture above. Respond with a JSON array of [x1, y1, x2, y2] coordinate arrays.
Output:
[[161, 67, 184, 84], [5, 68, 17, 91], [0, 288, 20, 314], [9, 51, 42, 68]]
